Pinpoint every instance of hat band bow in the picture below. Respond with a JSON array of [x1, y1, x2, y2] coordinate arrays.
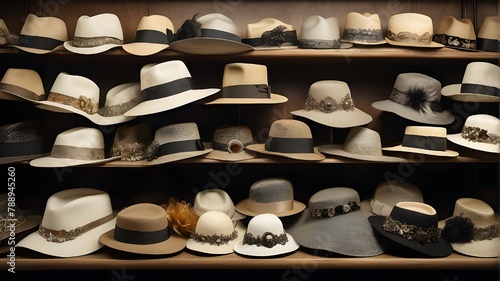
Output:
[[402, 134, 447, 151]]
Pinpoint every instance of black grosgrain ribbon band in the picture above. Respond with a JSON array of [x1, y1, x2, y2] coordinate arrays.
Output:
[[141, 77, 194, 102], [221, 84, 271, 99], [477, 38, 500, 52], [134, 29, 174, 44], [17, 34, 63, 50], [265, 137, 314, 153], [242, 27, 298, 47], [201, 29, 241, 42], [402, 134, 447, 151], [114, 225, 171, 245], [212, 141, 252, 152], [157, 139, 205, 157], [460, 83, 500, 97], [0, 139, 46, 157]]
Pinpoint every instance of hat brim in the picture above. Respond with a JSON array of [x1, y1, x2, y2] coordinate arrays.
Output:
[[0, 83, 45, 102], [371, 100, 455, 125], [447, 134, 500, 153], [168, 38, 254, 55], [64, 41, 122, 55], [290, 108, 373, 128], [441, 84, 500, 102], [382, 144, 459, 157], [340, 38, 388, 45], [246, 144, 326, 161], [99, 229, 187, 255], [123, 88, 220, 117], [319, 144, 408, 162], [203, 142, 257, 162], [12, 44, 65, 54], [30, 155, 121, 168], [185, 222, 245, 255], [144, 149, 213, 166], [252, 45, 298, 51], [0, 152, 50, 165], [0, 211, 42, 241], [298, 42, 354, 49], [234, 232, 300, 257], [205, 93, 288, 105], [384, 38, 444, 48], [16, 216, 116, 257], [286, 208, 386, 257], [234, 199, 306, 217], [122, 42, 169, 56], [368, 215, 453, 258]]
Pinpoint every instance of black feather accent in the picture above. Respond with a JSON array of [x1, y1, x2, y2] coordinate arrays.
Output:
[[442, 215, 474, 243], [173, 13, 201, 41], [407, 86, 428, 110]]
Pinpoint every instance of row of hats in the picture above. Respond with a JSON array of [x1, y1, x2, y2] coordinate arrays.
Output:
[[7, 179, 499, 258], [2, 12, 499, 55]]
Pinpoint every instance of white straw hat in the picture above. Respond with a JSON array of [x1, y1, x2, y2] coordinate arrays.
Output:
[[341, 12, 386, 45], [477, 16, 499, 52], [13, 14, 67, 54], [385, 13, 443, 48], [299, 15, 352, 49], [447, 114, 500, 154]]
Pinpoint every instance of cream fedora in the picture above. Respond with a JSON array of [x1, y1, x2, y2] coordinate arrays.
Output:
[[385, 13, 443, 48], [290, 80, 372, 128], [110, 123, 153, 162], [383, 126, 459, 157], [122, 15, 175, 56], [341, 12, 386, 45], [203, 125, 256, 161], [299, 15, 353, 49], [477, 16, 499, 52], [441, 61, 500, 102], [16, 188, 116, 257], [13, 14, 67, 54], [193, 188, 246, 222], [206, 63, 287, 105], [124, 60, 220, 116], [0, 119, 49, 164], [96, 82, 141, 125], [447, 114, 500, 154], [64, 13, 123, 55], [433, 16, 477, 51], [30, 127, 120, 167], [242, 18, 298, 49], [0, 68, 46, 102]]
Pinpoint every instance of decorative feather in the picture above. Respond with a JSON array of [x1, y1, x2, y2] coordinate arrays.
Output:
[[407, 86, 443, 113], [442, 215, 474, 243], [162, 197, 199, 238]]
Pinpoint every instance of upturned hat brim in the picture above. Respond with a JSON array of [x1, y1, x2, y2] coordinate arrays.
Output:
[[246, 144, 326, 161], [384, 38, 444, 48], [30, 155, 121, 168], [319, 144, 407, 162], [382, 144, 459, 157], [205, 93, 288, 105], [0, 211, 41, 241], [447, 134, 500, 153], [235, 199, 306, 217], [371, 100, 455, 125], [63, 41, 122, 55], [234, 232, 299, 257], [168, 38, 254, 55], [290, 108, 373, 128], [122, 42, 169, 56], [441, 84, 500, 102], [99, 229, 187, 255]]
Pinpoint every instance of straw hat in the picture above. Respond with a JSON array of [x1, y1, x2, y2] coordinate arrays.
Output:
[[432, 16, 477, 51], [299, 15, 353, 49], [17, 188, 116, 257], [204, 125, 256, 161], [0, 68, 46, 102], [447, 114, 500, 154], [242, 18, 298, 49], [477, 16, 499, 52], [0, 119, 49, 164], [13, 14, 67, 54], [110, 123, 153, 162], [438, 198, 499, 258], [246, 119, 326, 161], [100, 203, 187, 255], [0, 193, 41, 241], [96, 82, 142, 125], [193, 188, 246, 222], [341, 12, 386, 45], [30, 127, 120, 167], [122, 15, 175, 56], [205, 63, 287, 105], [319, 127, 407, 162], [385, 13, 443, 48], [290, 80, 372, 128], [371, 73, 455, 125], [382, 126, 459, 157], [64, 13, 123, 55]]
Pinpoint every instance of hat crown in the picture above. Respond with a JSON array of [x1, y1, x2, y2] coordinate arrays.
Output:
[[246, 18, 293, 37], [372, 181, 424, 210], [463, 114, 500, 136], [195, 211, 235, 236], [153, 122, 201, 144], [387, 13, 434, 35], [437, 16, 476, 39], [268, 119, 313, 139], [308, 187, 360, 210], [50, 72, 100, 101], [391, 202, 437, 229], [222, 63, 269, 87], [249, 178, 294, 203], [461, 62, 500, 89], [104, 82, 141, 107], [393, 73, 442, 102], [193, 189, 236, 218], [21, 14, 68, 40], [198, 13, 239, 36], [212, 125, 254, 145], [0, 68, 45, 97], [54, 127, 104, 149], [344, 12, 382, 29], [301, 15, 340, 40], [342, 127, 384, 156], [136, 15, 174, 33], [115, 203, 168, 232], [113, 123, 152, 144], [0, 119, 44, 143], [246, 213, 285, 236], [140, 60, 192, 90], [452, 198, 496, 227], [74, 13, 123, 39], [308, 80, 353, 104], [477, 16, 500, 39]]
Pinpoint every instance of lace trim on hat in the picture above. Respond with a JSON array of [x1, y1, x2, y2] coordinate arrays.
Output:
[[261, 25, 298, 46], [47, 92, 98, 114], [111, 142, 147, 161], [101, 96, 143, 117], [461, 125, 499, 145], [386, 30, 432, 45], [191, 230, 238, 246], [243, 231, 288, 248], [72, 36, 123, 47], [298, 39, 341, 49], [311, 200, 360, 219], [442, 215, 498, 243], [343, 28, 384, 43], [433, 34, 476, 49], [383, 216, 441, 244], [304, 93, 355, 113], [0, 202, 26, 233]]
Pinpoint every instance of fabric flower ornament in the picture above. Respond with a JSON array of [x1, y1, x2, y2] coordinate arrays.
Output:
[[162, 198, 199, 238]]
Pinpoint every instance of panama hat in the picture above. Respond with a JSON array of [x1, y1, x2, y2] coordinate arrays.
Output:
[[286, 187, 386, 257], [64, 13, 123, 55], [0, 68, 46, 102], [193, 188, 246, 222], [438, 198, 499, 258], [30, 127, 120, 167], [234, 213, 299, 257], [235, 177, 306, 217], [341, 12, 386, 45], [0, 119, 49, 164], [100, 203, 186, 255], [369, 202, 453, 257], [206, 62, 287, 105], [122, 15, 175, 56], [0, 193, 41, 241], [299, 15, 353, 49], [319, 127, 407, 162], [169, 13, 253, 55], [385, 13, 443, 48], [371, 73, 455, 125], [95, 82, 141, 125], [13, 14, 67, 54], [110, 123, 153, 162], [290, 80, 372, 128], [246, 119, 326, 161], [242, 18, 298, 49], [477, 16, 499, 52], [144, 122, 212, 165], [16, 188, 116, 257], [203, 125, 256, 161], [441, 62, 500, 103], [382, 126, 459, 157], [124, 60, 220, 116], [432, 16, 477, 51], [447, 114, 500, 154], [0, 19, 18, 47]]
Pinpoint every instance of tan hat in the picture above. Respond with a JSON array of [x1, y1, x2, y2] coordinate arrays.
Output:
[[122, 15, 175, 56], [477, 16, 499, 52], [0, 68, 46, 102], [242, 18, 298, 49], [432, 16, 477, 51], [110, 123, 153, 162], [13, 14, 67, 54], [0, 19, 18, 47], [385, 13, 443, 48], [204, 125, 257, 161], [206, 63, 287, 105], [447, 114, 500, 154], [341, 12, 386, 45], [299, 15, 353, 49], [0, 119, 49, 164]]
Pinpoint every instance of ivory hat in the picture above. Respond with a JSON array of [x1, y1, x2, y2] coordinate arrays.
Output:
[[17, 188, 116, 257], [246, 119, 325, 161], [242, 18, 298, 49], [96, 82, 142, 125], [110, 123, 153, 162], [433, 16, 477, 51], [319, 127, 407, 162], [122, 15, 174, 56], [371, 73, 455, 125], [441, 61, 500, 103], [0, 193, 41, 241], [385, 13, 443, 48], [447, 114, 500, 154], [0, 68, 46, 102], [13, 14, 67, 54], [439, 198, 500, 258], [341, 12, 386, 45], [290, 80, 372, 128], [0, 119, 49, 164], [383, 126, 459, 157], [30, 127, 120, 167], [124, 60, 220, 116], [64, 13, 124, 55], [477, 16, 499, 52], [206, 63, 287, 105], [193, 188, 246, 222], [204, 125, 257, 161], [299, 15, 353, 49]]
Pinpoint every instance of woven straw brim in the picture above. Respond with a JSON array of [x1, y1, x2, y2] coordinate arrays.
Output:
[[122, 42, 169, 56], [30, 155, 121, 168], [64, 41, 122, 55], [447, 134, 500, 153], [382, 144, 459, 157], [385, 38, 444, 48], [246, 144, 326, 161], [13, 44, 65, 54], [144, 149, 213, 166], [441, 84, 500, 102], [319, 144, 407, 162]]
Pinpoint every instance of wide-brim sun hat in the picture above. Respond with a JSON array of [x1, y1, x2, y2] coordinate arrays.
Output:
[[447, 114, 500, 154]]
